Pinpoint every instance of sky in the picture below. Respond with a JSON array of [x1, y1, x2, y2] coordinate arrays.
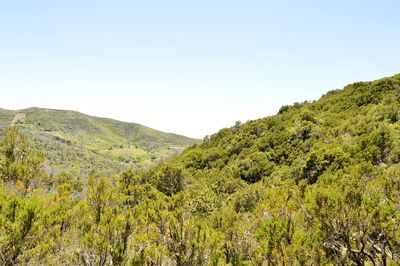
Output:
[[1, 1, 399, 138]]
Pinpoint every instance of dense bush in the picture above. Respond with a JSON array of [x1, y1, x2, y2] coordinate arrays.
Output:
[[0, 74, 400, 264]]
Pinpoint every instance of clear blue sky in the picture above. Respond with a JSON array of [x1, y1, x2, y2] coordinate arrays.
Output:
[[1, 1, 399, 138]]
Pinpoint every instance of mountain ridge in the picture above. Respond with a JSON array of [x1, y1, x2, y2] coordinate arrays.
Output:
[[0, 107, 200, 176]]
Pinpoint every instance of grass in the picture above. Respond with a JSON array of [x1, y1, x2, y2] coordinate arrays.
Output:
[[0, 107, 200, 176]]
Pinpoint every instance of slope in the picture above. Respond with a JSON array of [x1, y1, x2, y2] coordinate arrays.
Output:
[[0, 74, 399, 265], [0, 107, 199, 176], [165, 74, 400, 185], [136, 73, 400, 264]]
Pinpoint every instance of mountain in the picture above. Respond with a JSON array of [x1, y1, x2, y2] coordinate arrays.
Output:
[[134, 73, 400, 264], [0, 107, 199, 176], [158, 74, 400, 186], [0, 74, 399, 265]]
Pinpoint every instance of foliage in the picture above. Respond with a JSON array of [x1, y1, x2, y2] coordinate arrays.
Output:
[[0, 108, 199, 177], [0, 74, 400, 264]]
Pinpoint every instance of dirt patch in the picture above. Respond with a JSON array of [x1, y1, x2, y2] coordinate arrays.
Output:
[[11, 113, 27, 126]]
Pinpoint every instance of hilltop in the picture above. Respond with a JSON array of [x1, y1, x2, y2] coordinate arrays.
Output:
[[0, 107, 199, 176]]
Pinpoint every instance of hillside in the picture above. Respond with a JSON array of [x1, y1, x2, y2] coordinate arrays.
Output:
[[0, 74, 399, 265], [169, 73, 400, 185], [0, 107, 199, 176], [127, 73, 400, 264]]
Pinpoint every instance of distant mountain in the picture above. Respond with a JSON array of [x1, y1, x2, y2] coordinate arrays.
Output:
[[0, 107, 199, 176]]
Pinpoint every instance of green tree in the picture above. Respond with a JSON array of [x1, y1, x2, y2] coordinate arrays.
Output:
[[0, 188, 43, 265], [0, 126, 44, 194]]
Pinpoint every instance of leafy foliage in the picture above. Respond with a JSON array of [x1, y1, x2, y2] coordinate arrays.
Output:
[[0, 74, 400, 264]]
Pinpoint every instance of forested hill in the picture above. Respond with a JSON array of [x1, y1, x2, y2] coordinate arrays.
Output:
[[135, 74, 400, 264], [164, 73, 400, 186], [0, 107, 199, 176], [0, 74, 399, 265]]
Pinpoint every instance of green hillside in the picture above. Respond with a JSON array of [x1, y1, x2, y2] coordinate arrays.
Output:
[[0, 108, 199, 176], [144, 73, 400, 265], [0, 74, 400, 265]]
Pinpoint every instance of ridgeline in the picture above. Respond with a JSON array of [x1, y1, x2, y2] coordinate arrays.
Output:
[[0, 107, 199, 176]]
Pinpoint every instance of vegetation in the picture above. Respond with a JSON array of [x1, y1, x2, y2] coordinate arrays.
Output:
[[0, 108, 199, 176], [0, 74, 400, 265]]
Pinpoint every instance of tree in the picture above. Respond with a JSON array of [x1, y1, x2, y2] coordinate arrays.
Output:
[[155, 164, 185, 196], [0, 126, 44, 194], [304, 173, 400, 265], [0, 187, 43, 265], [76, 173, 113, 266]]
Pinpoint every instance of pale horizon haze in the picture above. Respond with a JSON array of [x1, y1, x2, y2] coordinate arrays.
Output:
[[1, 1, 399, 138]]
